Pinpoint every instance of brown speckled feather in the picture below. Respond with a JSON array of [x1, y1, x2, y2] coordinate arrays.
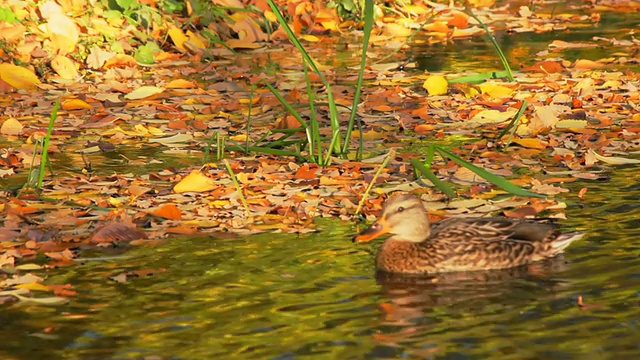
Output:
[[354, 194, 584, 274]]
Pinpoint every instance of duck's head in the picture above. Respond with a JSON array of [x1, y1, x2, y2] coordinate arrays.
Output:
[[353, 193, 431, 243]]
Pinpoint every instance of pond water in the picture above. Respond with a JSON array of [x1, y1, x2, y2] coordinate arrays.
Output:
[[2, 165, 639, 359]]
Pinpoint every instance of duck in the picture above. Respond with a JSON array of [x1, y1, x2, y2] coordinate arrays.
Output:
[[353, 193, 584, 274]]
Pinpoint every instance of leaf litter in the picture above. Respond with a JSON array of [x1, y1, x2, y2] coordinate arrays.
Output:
[[1, 0, 640, 304]]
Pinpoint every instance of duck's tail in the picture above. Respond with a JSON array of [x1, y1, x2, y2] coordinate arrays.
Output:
[[551, 231, 585, 252]]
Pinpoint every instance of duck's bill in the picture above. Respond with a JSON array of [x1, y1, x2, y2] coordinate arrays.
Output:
[[353, 218, 391, 243]]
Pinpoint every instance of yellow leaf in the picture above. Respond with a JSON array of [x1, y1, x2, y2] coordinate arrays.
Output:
[[555, 119, 587, 129], [469, 108, 519, 124], [133, 124, 155, 136], [168, 26, 188, 52], [1, 118, 23, 135], [511, 138, 548, 149], [174, 170, 218, 193], [300, 34, 319, 42], [15, 282, 50, 291], [46, 13, 79, 54], [51, 55, 78, 79], [479, 83, 513, 97], [186, 30, 207, 50], [264, 11, 276, 22], [423, 75, 448, 96], [149, 133, 193, 145], [229, 134, 247, 141], [0, 63, 41, 90], [124, 86, 164, 100], [383, 23, 413, 37]]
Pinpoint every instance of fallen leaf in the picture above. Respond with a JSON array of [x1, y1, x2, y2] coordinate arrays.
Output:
[[124, 86, 164, 100], [587, 150, 640, 165], [150, 204, 182, 220], [51, 55, 78, 79], [0, 63, 41, 90], [174, 170, 218, 193], [423, 75, 448, 96], [1, 118, 23, 135], [91, 221, 148, 243]]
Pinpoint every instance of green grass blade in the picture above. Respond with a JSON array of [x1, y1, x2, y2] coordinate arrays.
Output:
[[497, 99, 528, 148], [342, 0, 373, 156], [448, 71, 511, 84], [37, 99, 59, 188], [464, 9, 513, 81], [409, 158, 457, 198], [262, 81, 309, 128], [267, 0, 342, 155], [303, 58, 320, 163], [435, 146, 546, 198]]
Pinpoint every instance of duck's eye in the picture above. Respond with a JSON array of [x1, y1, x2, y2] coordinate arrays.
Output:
[[397, 206, 405, 213]]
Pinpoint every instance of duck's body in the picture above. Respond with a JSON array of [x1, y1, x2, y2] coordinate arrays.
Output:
[[354, 194, 584, 274]]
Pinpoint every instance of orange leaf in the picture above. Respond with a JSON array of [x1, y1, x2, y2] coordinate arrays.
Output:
[[423, 21, 449, 33], [274, 115, 302, 129], [573, 59, 604, 69], [447, 11, 469, 29], [150, 204, 182, 220], [372, 104, 393, 112], [62, 99, 93, 110], [294, 164, 318, 179], [165, 79, 196, 89], [414, 124, 436, 133], [511, 138, 549, 149]]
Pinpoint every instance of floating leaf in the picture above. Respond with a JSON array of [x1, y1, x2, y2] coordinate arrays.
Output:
[[587, 150, 640, 165], [423, 75, 448, 96], [13, 293, 69, 305], [91, 221, 148, 243], [51, 55, 78, 79], [150, 204, 182, 220], [174, 170, 218, 193], [124, 86, 164, 100], [0, 118, 23, 135], [168, 26, 188, 51], [150, 133, 193, 145], [0, 63, 40, 90], [62, 99, 92, 110]]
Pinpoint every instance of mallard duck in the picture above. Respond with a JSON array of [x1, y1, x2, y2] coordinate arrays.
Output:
[[353, 193, 584, 274]]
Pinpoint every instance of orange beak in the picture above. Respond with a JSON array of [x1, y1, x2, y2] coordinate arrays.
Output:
[[353, 216, 391, 243]]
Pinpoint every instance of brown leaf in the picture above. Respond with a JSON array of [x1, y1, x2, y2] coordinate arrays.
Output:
[[91, 222, 148, 243]]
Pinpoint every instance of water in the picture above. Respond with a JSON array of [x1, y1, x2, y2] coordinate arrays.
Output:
[[2, 165, 639, 359]]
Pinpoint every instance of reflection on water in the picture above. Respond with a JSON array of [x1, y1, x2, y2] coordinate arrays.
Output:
[[2, 166, 640, 359]]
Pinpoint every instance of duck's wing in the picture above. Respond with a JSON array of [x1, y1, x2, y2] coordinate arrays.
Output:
[[429, 217, 557, 244], [426, 217, 580, 271], [429, 218, 555, 271]]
